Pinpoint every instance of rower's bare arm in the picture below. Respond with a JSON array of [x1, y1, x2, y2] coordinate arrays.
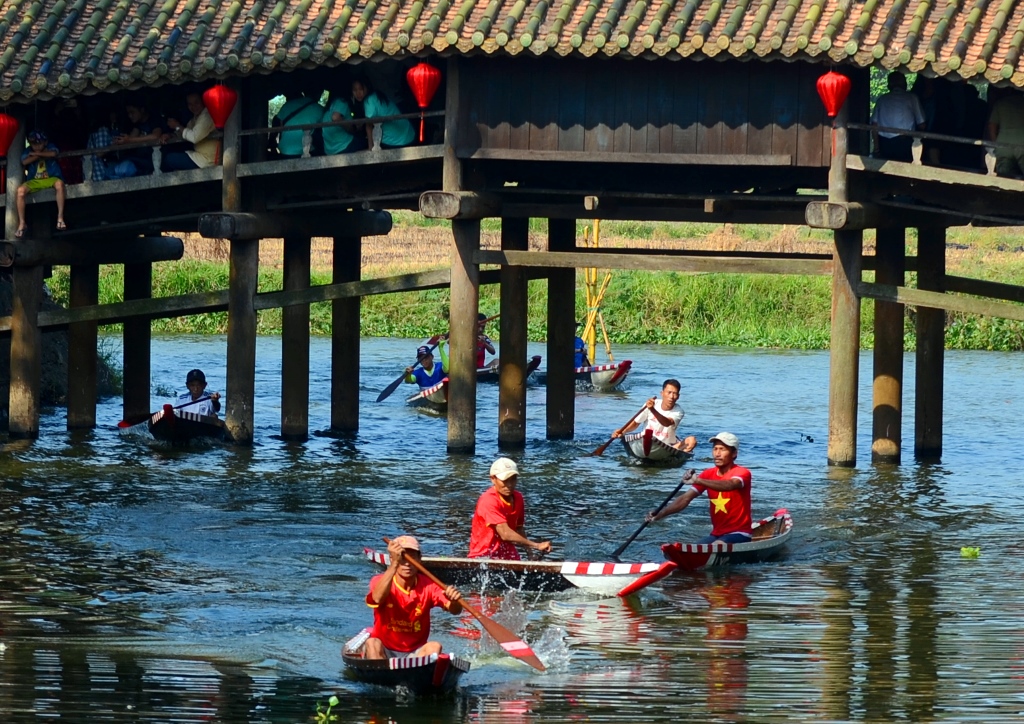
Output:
[[495, 522, 550, 552], [648, 407, 674, 427], [648, 488, 699, 522], [698, 476, 745, 492]]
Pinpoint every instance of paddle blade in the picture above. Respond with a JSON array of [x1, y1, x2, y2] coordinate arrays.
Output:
[[118, 413, 151, 428], [376, 374, 405, 403], [588, 437, 614, 457], [477, 615, 546, 672], [617, 561, 677, 597]]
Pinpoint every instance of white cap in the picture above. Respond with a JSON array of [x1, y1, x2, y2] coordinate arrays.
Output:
[[709, 432, 739, 451], [489, 457, 520, 481]]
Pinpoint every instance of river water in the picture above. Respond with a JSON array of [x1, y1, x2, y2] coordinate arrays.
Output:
[[1, 335, 1023, 723]]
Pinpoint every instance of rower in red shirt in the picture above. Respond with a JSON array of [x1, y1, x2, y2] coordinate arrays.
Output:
[[645, 432, 753, 544], [468, 458, 552, 560], [362, 535, 464, 659]]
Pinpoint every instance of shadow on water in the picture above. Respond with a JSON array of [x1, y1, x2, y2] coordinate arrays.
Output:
[[2, 336, 1024, 721]]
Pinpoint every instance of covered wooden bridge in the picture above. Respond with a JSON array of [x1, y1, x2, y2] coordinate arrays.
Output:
[[2, 0, 1024, 466]]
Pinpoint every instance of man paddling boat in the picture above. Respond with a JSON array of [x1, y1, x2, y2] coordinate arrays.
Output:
[[613, 379, 697, 453], [361, 535, 464, 660], [469, 458, 552, 560], [645, 432, 753, 544]]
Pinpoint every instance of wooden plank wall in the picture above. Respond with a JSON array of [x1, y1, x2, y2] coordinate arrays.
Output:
[[460, 57, 839, 167]]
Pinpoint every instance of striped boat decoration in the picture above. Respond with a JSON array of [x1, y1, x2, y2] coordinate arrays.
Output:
[[558, 562, 662, 576], [661, 508, 793, 571], [342, 627, 471, 694], [406, 377, 449, 407], [574, 362, 621, 374], [387, 652, 471, 672]]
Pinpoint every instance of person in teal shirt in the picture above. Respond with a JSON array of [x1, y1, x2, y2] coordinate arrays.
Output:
[[352, 79, 415, 149], [322, 94, 366, 155], [273, 91, 323, 158]]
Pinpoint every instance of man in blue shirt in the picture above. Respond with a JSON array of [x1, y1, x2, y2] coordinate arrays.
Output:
[[16, 130, 66, 238]]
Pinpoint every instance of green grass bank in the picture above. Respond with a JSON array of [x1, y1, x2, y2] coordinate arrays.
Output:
[[48, 258, 1024, 351]]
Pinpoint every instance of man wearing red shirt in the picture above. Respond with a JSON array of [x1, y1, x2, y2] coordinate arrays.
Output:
[[468, 458, 552, 560], [645, 432, 752, 544], [363, 535, 464, 659]]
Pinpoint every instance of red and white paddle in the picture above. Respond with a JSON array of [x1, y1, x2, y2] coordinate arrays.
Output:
[[383, 538, 545, 672]]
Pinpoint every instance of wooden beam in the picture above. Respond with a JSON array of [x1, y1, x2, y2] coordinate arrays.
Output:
[[281, 235, 311, 441], [221, 79, 241, 214], [871, 229, 904, 465], [827, 230, 862, 467], [498, 217, 529, 449], [198, 211, 392, 241], [225, 238, 259, 445], [805, 201, 960, 230], [122, 263, 152, 426], [459, 148, 794, 166], [474, 250, 833, 275], [0, 236, 184, 267], [546, 219, 576, 441], [8, 264, 43, 438], [448, 218, 480, 454], [235, 144, 443, 179], [332, 236, 361, 433], [859, 282, 1024, 322], [848, 154, 1024, 193], [914, 227, 946, 462], [419, 191, 501, 219], [501, 202, 809, 225], [945, 275, 1024, 305], [67, 263, 99, 430]]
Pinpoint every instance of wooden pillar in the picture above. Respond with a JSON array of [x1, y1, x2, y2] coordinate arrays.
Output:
[[448, 219, 480, 453], [122, 263, 152, 423], [67, 263, 99, 429], [871, 229, 905, 464], [8, 264, 43, 438], [331, 236, 361, 432], [281, 236, 311, 440], [915, 227, 946, 461], [827, 230, 862, 466], [222, 83, 258, 444], [547, 218, 576, 440], [498, 217, 529, 449]]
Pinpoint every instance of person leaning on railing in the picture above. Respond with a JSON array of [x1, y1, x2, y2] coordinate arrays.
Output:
[[351, 77, 414, 150], [870, 73, 926, 162], [986, 88, 1024, 179], [113, 102, 163, 176], [322, 90, 368, 155], [161, 91, 218, 171]]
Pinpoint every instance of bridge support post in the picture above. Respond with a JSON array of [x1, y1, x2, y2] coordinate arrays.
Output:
[[547, 218, 576, 440], [8, 264, 43, 438], [915, 227, 946, 461], [498, 217, 529, 450], [331, 236, 361, 433], [67, 263, 99, 430], [448, 219, 480, 454], [123, 263, 152, 424], [281, 235, 311, 441], [827, 230, 862, 467], [872, 228, 905, 464]]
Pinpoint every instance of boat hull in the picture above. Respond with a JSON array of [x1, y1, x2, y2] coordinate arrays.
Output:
[[342, 629, 470, 694], [476, 355, 542, 383], [621, 428, 693, 466], [406, 378, 448, 409], [364, 548, 663, 596], [661, 509, 793, 571], [147, 407, 225, 443], [535, 360, 632, 391]]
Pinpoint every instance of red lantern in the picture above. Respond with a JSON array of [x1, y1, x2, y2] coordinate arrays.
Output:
[[406, 63, 442, 143], [816, 70, 851, 118], [0, 112, 20, 158], [203, 84, 238, 130]]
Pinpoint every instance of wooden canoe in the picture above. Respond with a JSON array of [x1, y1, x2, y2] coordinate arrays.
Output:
[[342, 628, 470, 694], [406, 378, 448, 410], [535, 360, 632, 391], [476, 355, 542, 383], [147, 404, 225, 443], [364, 547, 664, 596], [661, 509, 793, 571], [621, 428, 694, 466]]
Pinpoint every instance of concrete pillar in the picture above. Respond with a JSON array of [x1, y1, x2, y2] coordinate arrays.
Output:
[[67, 263, 99, 430], [871, 229, 905, 464], [827, 230, 862, 466], [546, 218, 576, 440], [498, 217, 529, 449], [331, 236, 361, 432], [915, 227, 946, 461], [281, 235, 311, 441], [448, 219, 480, 454], [122, 263, 152, 424]]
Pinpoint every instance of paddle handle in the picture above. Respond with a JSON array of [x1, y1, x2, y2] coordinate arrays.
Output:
[[174, 395, 212, 411], [589, 403, 648, 457], [610, 471, 693, 560], [381, 539, 479, 616]]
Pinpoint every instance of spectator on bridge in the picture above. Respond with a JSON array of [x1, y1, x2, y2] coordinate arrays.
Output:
[[323, 90, 366, 155], [271, 89, 324, 159], [15, 130, 66, 238], [351, 78, 415, 150], [162, 91, 218, 171], [986, 88, 1024, 179], [871, 73, 926, 162], [86, 105, 133, 181], [113, 101, 163, 176], [50, 99, 86, 185]]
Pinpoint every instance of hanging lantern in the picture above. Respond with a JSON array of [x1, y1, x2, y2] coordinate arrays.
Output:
[[203, 84, 238, 129], [406, 62, 442, 143], [0, 112, 20, 157], [816, 70, 851, 118]]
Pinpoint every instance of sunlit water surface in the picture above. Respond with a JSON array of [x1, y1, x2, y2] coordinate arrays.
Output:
[[2, 336, 1023, 722]]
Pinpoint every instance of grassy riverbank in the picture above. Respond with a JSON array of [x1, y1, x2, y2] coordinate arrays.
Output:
[[47, 215, 1024, 351]]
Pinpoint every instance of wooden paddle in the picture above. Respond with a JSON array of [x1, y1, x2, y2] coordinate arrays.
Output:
[[610, 470, 696, 561], [117, 395, 213, 429], [383, 537, 546, 672], [588, 403, 648, 456]]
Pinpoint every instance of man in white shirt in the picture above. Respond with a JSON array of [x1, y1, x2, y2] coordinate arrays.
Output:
[[871, 73, 926, 162], [613, 379, 697, 452], [162, 92, 218, 171]]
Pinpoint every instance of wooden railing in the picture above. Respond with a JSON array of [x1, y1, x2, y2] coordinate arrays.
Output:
[[848, 122, 1024, 176]]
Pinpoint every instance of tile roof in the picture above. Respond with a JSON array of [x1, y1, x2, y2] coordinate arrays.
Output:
[[2, 0, 1024, 102]]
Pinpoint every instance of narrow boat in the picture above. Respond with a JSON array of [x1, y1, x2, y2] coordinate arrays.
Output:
[[364, 548, 664, 596], [147, 404, 225, 443], [535, 360, 632, 391], [662, 509, 793, 571], [342, 628, 470, 694], [476, 355, 542, 383], [406, 378, 448, 410], [621, 428, 694, 466]]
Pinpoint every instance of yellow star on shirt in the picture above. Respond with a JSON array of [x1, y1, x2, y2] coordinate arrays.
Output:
[[711, 493, 729, 513]]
